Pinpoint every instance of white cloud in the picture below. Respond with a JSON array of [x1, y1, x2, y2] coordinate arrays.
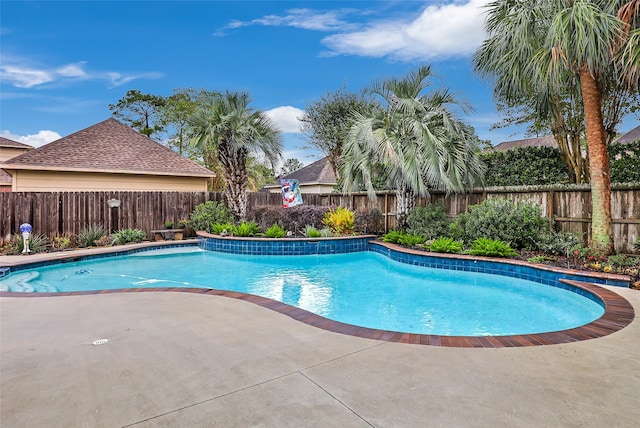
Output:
[[0, 56, 163, 89], [265, 106, 306, 133], [1, 130, 61, 148], [323, 0, 489, 61]]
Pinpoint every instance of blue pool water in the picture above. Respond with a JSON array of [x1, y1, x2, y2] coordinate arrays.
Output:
[[0, 247, 604, 336]]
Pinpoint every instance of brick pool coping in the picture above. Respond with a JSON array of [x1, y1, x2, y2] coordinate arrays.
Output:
[[0, 239, 635, 348]]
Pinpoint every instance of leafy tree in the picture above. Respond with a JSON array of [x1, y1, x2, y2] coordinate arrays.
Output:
[[109, 89, 166, 138], [481, 146, 571, 186], [300, 87, 377, 180], [247, 156, 276, 191], [609, 140, 640, 182], [188, 91, 282, 220], [280, 158, 304, 176], [340, 65, 485, 227], [473, 0, 640, 255]]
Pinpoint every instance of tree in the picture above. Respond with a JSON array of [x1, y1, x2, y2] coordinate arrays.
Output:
[[280, 158, 304, 176], [473, 0, 640, 256], [109, 89, 166, 138], [300, 87, 377, 181], [247, 156, 277, 191], [340, 65, 486, 227], [188, 91, 283, 220]]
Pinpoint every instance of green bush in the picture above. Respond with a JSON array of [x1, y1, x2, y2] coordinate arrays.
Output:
[[53, 236, 71, 250], [467, 238, 518, 258], [381, 230, 405, 244], [451, 198, 548, 250], [111, 229, 146, 245], [481, 146, 570, 186], [231, 221, 260, 237], [78, 224, 106, 247], [609, 141, 640, 183], [265, 224, 287, 238], [302, 225, 323, 238], [211, 222, 233, 235], [527, 255, 556, 264], [406, 204, 450, 239], [189, 201, 233, 233], [429, 237, 463, 253], [397, 233, 426, 247], [606, 254, 639, 269], [536, 231, 583, 256], [10, 233, 49, 254]]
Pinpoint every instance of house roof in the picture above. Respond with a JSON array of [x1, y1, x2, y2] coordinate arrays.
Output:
[[0, 169, 11, 185], [492, 136, 557, 151], [2, 118, 213, 177], [265, 157, 337, 188], [615, 125, 640, 144], [0, 136, 33, 149]]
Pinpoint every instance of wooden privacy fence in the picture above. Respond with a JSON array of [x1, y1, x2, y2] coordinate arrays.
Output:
[[1, 185, 638, 252]]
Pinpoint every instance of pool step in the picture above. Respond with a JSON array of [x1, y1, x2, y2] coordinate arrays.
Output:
[[0, 271, 58, 293]]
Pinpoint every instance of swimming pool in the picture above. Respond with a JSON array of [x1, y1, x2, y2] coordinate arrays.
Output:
[[0, 246, 606, 336]]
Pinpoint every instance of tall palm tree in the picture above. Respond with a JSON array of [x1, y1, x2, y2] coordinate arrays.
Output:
[[474, 0, 639, 255], [341, 65, 485, 227], [188, 91, 282, 220]]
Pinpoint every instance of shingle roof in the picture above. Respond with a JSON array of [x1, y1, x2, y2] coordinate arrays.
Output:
[[615, 125, 640, 144], [2, 118, 213, 177], [492, 136, 557, 151], [0, 136, 33, 149], [278, 157, 337, 184]]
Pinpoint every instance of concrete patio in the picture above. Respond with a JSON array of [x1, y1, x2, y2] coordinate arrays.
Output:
[[1, 284, 639, 427]]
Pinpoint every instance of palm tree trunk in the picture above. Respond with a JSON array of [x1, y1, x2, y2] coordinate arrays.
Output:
[[395, 181, 415, 229], [219, 143, 248, 220], [579, 69, 613, 255]]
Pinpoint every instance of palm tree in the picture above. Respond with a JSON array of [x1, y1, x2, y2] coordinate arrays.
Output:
[[341, 65, 485, 227], [188, 91, 282, 220], [474, 0, 639, 256]]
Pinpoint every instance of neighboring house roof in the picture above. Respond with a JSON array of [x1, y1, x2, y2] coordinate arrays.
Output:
[[2, 118, 213, 177], [0, 136, 33, 149], [264, 157, 337, 188], [0, 136, 33, 185], [492, 136, 557, 151], [614, 125, 640, 144]]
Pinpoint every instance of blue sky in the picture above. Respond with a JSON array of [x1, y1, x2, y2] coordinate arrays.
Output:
[[1, 0, 637, 165]]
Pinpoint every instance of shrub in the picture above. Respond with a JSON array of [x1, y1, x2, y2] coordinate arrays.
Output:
[[354, 207, 384, 234], [189, 201, 233, 233], [606, 254, 639, 269], [467, 238, 518, 258], [609, 141, 640, 183], [397, 233, 426, 247], [319, 228, 333, 237], [164, 220, 174, 229], [429, 237, 463, 253], [53, 236, 71, 250], [111, 228, 146, 245], [94, 235, 113, 246], [231, 221, 260, 237], [536, 231, 583, 256], [78, 224, 106, 247], [10, 233, 49, 254], [406, 204, 450, 239], [634, 237, 640, 252], [265, 224, 287, 238], [451, 198, 548, 250], [527, 255, 556, 264], [322, 206, 355, 235], [381, 230, 404, 244], [211, 222, 233, 235], [481, 146, 570, 186], [302, 225, 322, 238]]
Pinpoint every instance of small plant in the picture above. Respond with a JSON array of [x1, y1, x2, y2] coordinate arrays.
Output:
[[322, 206, 355, 235], [467, 238, 518, 258], [606, 254, 639, 269], [53, 236, 71, 250], [78, 224, 106, 247], [302, 225, 322, 238], [211, 222, 233, 235], [527, 255, 557, 264], [231, 221, 260, 237], [111, 228, 146, 245], [429, 237, 463, 253], [381, 230, 405, 244], [319, 227, 333, 237], [94, 235, 113, 246], [164, 220, 174, 229], [398, 233, 426, 247], [265, 224, 287, 238], [10, 233, 49, 254], [177, 218, 189, 229], [634, 237, 640, 252], [536, 231, 583, 256]]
